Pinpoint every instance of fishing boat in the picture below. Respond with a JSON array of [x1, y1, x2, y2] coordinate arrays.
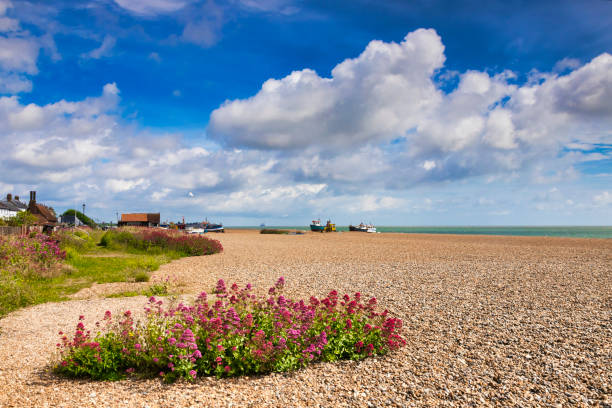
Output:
[[349, 222, 376, 233], [310, 219, 325, 232], [203, 220, 224, 233], [349, 222, 368, 232]]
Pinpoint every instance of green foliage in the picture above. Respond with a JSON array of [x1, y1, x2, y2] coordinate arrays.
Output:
[[133, 270, 150, 283], [260, 229, 289, 234], [55, 229, 97, 253], [5, 211, 38, 226], [105, 282, 170, 299], [62, 209, 97, 228], [100, 228, 223, 257], [144, 282, 169, 297]]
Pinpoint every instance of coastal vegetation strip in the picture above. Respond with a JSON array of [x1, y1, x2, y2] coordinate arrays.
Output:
[[0, 228, 223, 317]]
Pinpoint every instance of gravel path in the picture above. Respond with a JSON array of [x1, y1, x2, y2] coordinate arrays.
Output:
[[0, 230, 610, 407]]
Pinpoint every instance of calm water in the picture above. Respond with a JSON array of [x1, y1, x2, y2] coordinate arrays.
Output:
[[233, 226, 612, 238]]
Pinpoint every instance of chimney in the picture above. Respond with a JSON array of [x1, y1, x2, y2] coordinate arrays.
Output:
[[14, 196, 19, 201], [6, 194, 11, 201], [29, 191, 36, 204]]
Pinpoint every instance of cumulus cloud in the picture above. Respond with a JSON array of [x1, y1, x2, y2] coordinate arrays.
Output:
[[210, 28, 445, 149], [1, 26, 610, 224], [209, 29, 612, 193]]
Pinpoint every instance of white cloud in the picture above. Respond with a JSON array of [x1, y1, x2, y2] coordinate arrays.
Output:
[[114, 0, 190, 15], [208, 29, 611, 193], [483, 108, 517, 149], [423, 160, 436, 171], [553, 57, 581, 73], [348, 195, 404, 212], [593, 191, 612, 206], [152, 188, 173, 201], [0, 0, 18, 32], [207, 183, 326, 213], [0, 16, 18, 32], [0, 36, 39, 74], [180, 1, 224, 48], [0, 72, 31, 93], [8, 103, 45, 129], [82, 35, 116, 59], [209, 28, 445, 149], [237, 0, 299, 15], [105, 178, 151, 193]]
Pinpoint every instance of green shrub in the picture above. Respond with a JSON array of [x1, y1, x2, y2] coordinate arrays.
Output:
[[55, 229, 96, 253], [260, 229, 289, 234], [132, 270, 150, 283]]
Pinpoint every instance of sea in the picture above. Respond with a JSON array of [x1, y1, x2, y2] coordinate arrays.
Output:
[[233, 226, 612, 239]]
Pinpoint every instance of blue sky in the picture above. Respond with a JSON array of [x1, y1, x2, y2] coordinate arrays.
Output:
[[0, 0, 610, 225]]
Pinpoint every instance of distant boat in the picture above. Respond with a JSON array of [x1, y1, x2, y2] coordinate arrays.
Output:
[[349, 222, 376, 233], [310, 219, 336, 232], [310, 219, 325, 232], [203, 220, 224, 233]]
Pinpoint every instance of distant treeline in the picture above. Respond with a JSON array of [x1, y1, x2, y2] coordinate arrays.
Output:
[[62, 209, 97, 228]]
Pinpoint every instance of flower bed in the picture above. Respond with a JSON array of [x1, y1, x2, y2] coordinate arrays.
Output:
[[0, 233, 67, 316], [0, 233, 66, 277], [54, 278, 406, 382], [100, 228, 223, 256]]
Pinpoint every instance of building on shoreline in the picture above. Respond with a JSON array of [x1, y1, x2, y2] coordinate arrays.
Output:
[[119, 213, 160, 227]]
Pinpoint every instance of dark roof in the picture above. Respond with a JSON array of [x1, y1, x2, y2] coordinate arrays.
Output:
[[12, 199, 28, 210], [0, 200, 21, 212], [28, 202, 58, 225]]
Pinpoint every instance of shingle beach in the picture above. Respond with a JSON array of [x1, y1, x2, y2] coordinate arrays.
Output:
[[0, 230, 610, 407]]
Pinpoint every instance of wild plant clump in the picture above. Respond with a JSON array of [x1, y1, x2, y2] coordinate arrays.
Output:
[[54, 278, 406, 382], [0, 233, 67, 316], [0, 233, 66, 277], [53, 228, 98, 256], [100, 228, 223, 256]]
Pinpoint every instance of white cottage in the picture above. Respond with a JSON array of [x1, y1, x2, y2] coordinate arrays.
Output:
[[0, 194, 27, 220]]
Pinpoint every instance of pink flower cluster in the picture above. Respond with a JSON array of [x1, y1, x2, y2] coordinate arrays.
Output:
[[55, 278, 406, 382], [0, 233, 65, 277]]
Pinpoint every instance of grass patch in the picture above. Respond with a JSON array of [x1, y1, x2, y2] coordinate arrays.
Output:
[[0, 228, 221, 317], [105, 282, 172, 299], [106, 291, 141, 298]]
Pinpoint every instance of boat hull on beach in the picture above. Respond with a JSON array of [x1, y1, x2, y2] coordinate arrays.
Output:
[[349, 223, 376, 233]]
